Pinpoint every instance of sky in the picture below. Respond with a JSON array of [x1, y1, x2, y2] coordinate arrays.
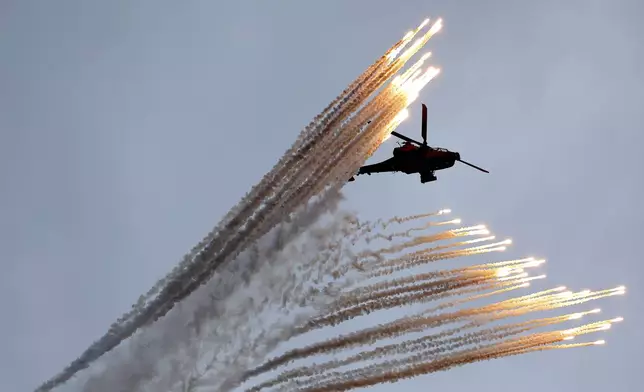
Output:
[[1, 0, 642, 391]]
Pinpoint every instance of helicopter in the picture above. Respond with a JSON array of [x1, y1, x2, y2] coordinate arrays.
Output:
[[349, 103, 489, 184]]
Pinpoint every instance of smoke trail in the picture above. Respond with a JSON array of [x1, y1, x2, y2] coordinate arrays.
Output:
[[74, 202, 461, 391], [68, 204, 622, 392], [171, 211, 470, 390], [236, 229, 623, 390], [35, 16, 448, 392], [35, 15, 625, 392], [75, 191, 350, 392]]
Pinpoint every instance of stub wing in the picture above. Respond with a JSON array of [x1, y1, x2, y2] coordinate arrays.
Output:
[[348, 158, 396, 181]]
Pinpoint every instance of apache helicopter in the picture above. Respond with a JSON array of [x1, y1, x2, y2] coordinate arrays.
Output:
[[349, 103, 489, 184]]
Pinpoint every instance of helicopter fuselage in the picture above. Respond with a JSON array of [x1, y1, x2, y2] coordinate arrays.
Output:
[[391, 145, 460, 174], [349, 102, 488, 184]]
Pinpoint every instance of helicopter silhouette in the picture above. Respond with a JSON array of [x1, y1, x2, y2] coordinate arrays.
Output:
[[349, 103, 489, 184]]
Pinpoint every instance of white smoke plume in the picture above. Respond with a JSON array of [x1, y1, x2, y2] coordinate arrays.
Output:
[[35, 16, 624, 392]]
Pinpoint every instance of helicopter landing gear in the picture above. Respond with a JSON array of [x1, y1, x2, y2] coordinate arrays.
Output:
[[420, 171, 437, 183]]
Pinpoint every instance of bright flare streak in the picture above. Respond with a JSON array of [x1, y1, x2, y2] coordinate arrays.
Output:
[[412, 67, 441, 90], [518, 275, 546, 284], [469, 235, 495, 243], [429, 18, 443, 35], [382, 109, 409, 143], [402, 67, 441, 104], [388, 18, 431, 61], [406, 90, 419, 104], [398, 38, 425, 63], [467, 240, 512, 251], [570, 309, 601, 318], [456, 229, 489, 237], [525, 259, 546, 267], [409, 69, 423, 82], [498, 272, 529, 281], [452, 225, 486, 232], [395, 108, 410, 122], [496, 268, 512, 277]]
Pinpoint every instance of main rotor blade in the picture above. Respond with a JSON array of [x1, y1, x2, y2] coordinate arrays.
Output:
[[457, 159, 489, 173], [421, 103, 428, 145], [390, 131, 423, 146]]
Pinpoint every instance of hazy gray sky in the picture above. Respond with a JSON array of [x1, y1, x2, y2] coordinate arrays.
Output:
[[2, 1, 641, 391]]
